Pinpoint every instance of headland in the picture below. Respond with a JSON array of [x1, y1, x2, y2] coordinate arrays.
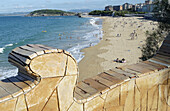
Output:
[[26, 9, 76, 17]]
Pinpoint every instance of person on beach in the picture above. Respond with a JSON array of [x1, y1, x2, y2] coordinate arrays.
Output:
[[90, 43, 92, 46], [115, 58, 119, 62], [121, 58, 126, 63]]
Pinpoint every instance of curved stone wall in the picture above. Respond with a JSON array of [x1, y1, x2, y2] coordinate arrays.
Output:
[[0, 35, 169, 111]]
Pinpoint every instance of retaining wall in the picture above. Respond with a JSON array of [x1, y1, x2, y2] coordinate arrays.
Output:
[[0, 36, 169, 111]]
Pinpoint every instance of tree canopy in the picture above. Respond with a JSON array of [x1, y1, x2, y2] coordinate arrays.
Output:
[[89, 10, 113, 16], [153, 0, 170, 32], [141, 0, 170, 61], [29, 9, 74, 16], [89, 10, 145, 16]]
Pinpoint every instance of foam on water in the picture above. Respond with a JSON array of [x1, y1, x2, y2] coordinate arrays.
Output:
[[0, 43, 14, 54], [0, 16, 103, 80], [0, 48, 4, 54], [5, 44, 13, 47], [0, 68, 18, 80], [67, 17, 103, 62], [90, 18, 99, 28]]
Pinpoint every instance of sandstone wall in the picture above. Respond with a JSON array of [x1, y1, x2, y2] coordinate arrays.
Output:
[[0, 42, 169, 111]]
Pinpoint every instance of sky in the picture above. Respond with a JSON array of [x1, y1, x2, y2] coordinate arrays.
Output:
[[0, 0, 146, 13]]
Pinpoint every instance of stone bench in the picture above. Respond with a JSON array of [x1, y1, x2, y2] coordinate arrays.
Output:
[[0, 36, 169, 111]]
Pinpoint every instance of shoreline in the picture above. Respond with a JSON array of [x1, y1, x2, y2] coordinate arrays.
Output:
[[78, 16, 158, 81]]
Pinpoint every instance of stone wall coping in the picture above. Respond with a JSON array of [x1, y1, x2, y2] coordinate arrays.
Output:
[[74, 36, 170, 103], [0, 44, 77, 103]]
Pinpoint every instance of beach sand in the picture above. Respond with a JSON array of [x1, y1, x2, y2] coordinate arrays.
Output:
[[78, 17, 158, 81]]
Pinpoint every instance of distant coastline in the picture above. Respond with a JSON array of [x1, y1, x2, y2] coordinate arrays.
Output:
[[0, 12, 29, 16]]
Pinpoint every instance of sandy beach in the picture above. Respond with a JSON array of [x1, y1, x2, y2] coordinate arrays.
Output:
[[78, 16, 158, 81]]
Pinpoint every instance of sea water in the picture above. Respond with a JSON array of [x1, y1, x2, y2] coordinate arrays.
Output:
[[0, 16, 102, 79]]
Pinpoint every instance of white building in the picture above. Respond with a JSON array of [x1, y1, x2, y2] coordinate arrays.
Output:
[[135, 3, 145, 11], [122, 3, 133, 10]]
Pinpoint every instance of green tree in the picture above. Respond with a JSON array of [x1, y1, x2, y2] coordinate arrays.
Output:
[[29, 9, 74, 16], [89, 10, 113, 16], [153, 0, 170, 32], [141, 0, 170, 60]]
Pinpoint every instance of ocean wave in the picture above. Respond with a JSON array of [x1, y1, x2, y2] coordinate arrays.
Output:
[[89, 17, 101, 29], [67, 44, 87, 62], [0, 48, 4, 54], [90, 18, 98, 27], [0, 43, 14, 54], [67, 18, 103, 63], [0, 68, 18, 80], [5, 44, 13, 47]]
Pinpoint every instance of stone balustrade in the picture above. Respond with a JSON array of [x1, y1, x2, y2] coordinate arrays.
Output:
[[0, 36, 169, 111]]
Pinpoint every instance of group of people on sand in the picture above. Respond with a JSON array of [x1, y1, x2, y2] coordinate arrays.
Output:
[[114, 58, 126, 63]]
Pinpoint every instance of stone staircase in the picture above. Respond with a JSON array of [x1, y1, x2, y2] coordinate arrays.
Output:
[[0, 36, 169, 111]]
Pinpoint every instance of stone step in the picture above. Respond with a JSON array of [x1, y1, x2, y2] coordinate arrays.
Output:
[[0, 86, 11, 100], [34, 44, 59, 53], [156, 54, 170, 60], [111, 68, 137, 78], [151, 57, 170, 65], [73, 92, 86, 103], [98, 72, 124, 84], [8, 54, 26, 66], [35, 44, 54, 50], [153, 55, 170, 63], [148, 59, 170, 67], [136, 62, 158, 71], [10, 52, 31, 65], [105, 70, 131, 80], [0, 79, 23, 98], [123, 64, 154, 74], [143, 61, 167, 70], [16, 75, 36, 88], [159, 45, 170, 53], [20, 45, 44, 55], [8, 77, 31, 93], [74, 87, 91, 99], [12, 47, 37, 59], [18, 73, 39, 85], [92, 76, 117, 89], [83, 78, 109, 94], [157, 51, 170, 57], [77, 82, 98, 95]]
